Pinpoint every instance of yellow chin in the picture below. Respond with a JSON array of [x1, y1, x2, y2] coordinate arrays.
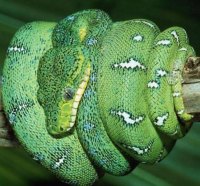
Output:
[[59, 67, 90, 133]]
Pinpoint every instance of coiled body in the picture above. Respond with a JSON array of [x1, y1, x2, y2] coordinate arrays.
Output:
[[2, 9, 195, 185]]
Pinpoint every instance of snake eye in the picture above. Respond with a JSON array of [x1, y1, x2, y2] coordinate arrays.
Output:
[[63, 88, 75, 100]]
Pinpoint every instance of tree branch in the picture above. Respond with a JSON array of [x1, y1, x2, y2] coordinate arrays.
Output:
[[0, 57, 200, 147], [183, 57, 200, 121], [0, 93, 19, 147]]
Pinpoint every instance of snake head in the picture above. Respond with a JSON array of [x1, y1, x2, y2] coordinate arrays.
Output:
[[52, 9, 112, 47], [37, 9, 111, 137], [37, 47, 90, 136]]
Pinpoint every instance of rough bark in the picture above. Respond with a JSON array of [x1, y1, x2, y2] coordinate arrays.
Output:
[[0, 57, 200, 147], [0, 91, 19, 147], [183, 57, 200, 121]]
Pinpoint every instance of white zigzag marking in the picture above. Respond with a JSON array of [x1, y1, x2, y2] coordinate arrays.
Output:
[[116, 111, 144, 124], [135, 20, 155, 28], [156, 39, 171, 45], [179, 47, 187, 51], [113, 58, 146, 70], [177, 110, 184, 115], [147, 81, 159, 88], [156, 69, 167, 77], [122, 141, 153, 155], [154, 113, 169, 126], [171, 30, 179, 45], [172, 92, 181, 97], [53, 152, 68, 169], [111, 110, 144, 125], [8, 46, 25, 53], [133, 35, 143, 41]]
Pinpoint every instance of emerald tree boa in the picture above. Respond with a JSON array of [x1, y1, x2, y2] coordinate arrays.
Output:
[[2, 9, 195, 186]]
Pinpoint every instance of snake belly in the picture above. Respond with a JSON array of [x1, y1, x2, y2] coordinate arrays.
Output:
[[2, 9, 194, 185]]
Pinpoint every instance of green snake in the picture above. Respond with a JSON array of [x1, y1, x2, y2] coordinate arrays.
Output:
[[2, 9, 195, 186]]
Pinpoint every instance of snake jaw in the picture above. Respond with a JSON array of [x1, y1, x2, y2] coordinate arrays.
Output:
[[51, 66, 91, 135], [69, 67, 90, 128]]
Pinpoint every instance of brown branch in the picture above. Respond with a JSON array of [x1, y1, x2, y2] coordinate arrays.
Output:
[[183, 57, 200, 121], [0, 93, 19, 147], [0, 57, 200, 147]]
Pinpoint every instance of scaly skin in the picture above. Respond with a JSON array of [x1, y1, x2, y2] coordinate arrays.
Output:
[[147, 27, 195, 138], [98, 20, 175, 163], [98, 20, 194, 163], [2, 9, 195, 185], [2, 21, 98, 185]]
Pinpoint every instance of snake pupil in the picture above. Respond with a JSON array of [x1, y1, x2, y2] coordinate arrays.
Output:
[[64, 88, 75, 100]]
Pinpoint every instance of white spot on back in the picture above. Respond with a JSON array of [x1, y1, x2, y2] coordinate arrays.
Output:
[[154, 113, 169, 126], [8, 46, 25, 53], [135, 20, 155, 28], [179, 47, 187, 51], [147, 81, 159, 89], [131, 146, 144, 155], [172, 91, 181, 97], [53, 152, 68, 169], [122, 140, 153, 155], [177, 110, 184, 115], [171, 31, 179, 45], [113, 58, 146, 70], [156, 39, 171, 46], [67, 15, 75, 21], [111, 110, 144, 125], [18, 103, 28, 111], [156, 69, 167, 77], [143, 21, 154, 28], [53, 157, 65, 169], [133, 35, 143, 42], [8, 101, 33, 125]]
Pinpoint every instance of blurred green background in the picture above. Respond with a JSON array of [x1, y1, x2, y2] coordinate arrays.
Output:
[[0, 0, 200, 185]]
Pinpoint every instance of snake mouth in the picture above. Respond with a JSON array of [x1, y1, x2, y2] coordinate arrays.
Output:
[[56, 67, 90, 135], [68, 67, 90, 130]]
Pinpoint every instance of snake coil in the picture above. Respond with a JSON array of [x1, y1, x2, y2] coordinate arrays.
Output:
[[2, 9, 195, 185]]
